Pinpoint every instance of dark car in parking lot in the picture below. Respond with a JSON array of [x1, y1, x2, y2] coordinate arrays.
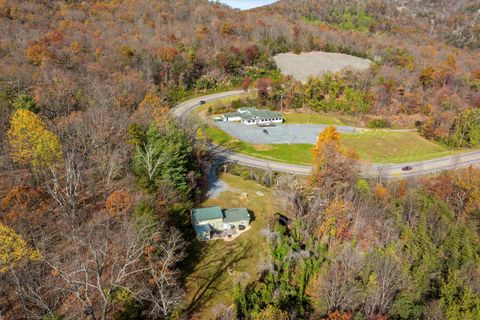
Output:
[[263, 129, 269, 135], [402, 166, 413, 171]]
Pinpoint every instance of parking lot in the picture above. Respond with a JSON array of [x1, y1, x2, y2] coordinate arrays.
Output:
[[214, 122, 357, 145]]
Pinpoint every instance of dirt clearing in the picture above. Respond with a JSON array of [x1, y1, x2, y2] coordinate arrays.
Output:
[[273, 51, 372, 82]]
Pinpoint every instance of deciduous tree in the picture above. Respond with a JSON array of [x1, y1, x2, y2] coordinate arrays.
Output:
[[7, 109, 61, 168], [0, 223, 41, 273]]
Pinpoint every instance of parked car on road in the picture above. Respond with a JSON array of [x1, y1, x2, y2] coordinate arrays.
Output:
[[199, 100, 206, 105], [402, 166, 413, 171]]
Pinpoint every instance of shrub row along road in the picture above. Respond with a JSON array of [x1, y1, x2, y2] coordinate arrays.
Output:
[[173, 91, 480, 178]]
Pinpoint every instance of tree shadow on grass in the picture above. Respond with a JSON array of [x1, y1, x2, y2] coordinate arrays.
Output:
[[184, 240, 253, 316], [248, 209, 256, 223]]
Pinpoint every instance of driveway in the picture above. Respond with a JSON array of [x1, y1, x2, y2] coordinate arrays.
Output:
[[215, 122, 357, 145], [172, 90, 480, 178]]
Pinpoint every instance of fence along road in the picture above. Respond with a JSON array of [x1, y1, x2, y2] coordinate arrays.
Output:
[[173, 90, 480, 178]]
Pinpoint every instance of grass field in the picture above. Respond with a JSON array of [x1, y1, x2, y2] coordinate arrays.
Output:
[[184, 174, 281, 319], [341, 131, 454, 163], [193, 91, 257, 117], [204, 125, 460, 164], [193, 95, 245, 115], [283, 112, 346, 125]]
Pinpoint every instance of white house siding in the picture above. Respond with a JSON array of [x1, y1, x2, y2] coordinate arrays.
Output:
[[222, 115, 243, 122], [242, 118, 284, 125], [227, 220, 249, 229], [198, 218, 223, 231]]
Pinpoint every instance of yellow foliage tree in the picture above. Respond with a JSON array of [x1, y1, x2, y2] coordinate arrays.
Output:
[[454, 167, 480, 218], [253, 305, 289, 320], [309, 126, 359, 197], [319, 198, 349, 241], [315, 125, 341, 148], [220, 22, 233, 35], [311, 125, 342, 168], [0, 223, 41, 273], [7, 109, 61, 168]]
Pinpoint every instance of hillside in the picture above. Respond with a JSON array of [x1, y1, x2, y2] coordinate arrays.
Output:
[[0, 1, 480, 319]]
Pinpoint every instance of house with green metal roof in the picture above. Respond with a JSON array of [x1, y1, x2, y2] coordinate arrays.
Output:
[[221, 107, 283, 125], [223, 208, 250, 226], [191, 206, 251, 240]]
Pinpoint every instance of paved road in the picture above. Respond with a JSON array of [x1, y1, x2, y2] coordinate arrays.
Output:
[[173, 90, 480, 178]]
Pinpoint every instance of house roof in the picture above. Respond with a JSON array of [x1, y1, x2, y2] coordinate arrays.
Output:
[[223, 208, 250, 224], [192, 206, 223, 222], [224, 112, 243, 118], [194, 224, 211, 235], [224, 108, 283, 121], [242, 109, 282, 121]]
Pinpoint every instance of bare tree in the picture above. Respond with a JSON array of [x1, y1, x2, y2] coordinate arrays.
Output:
[[314, 246, 364, 312], [136, 143, 167, 181], [45, 151, 82, 217], [139, 228, 185, 318], [43, 213, 185, 320], [363, 252, 401, 316]]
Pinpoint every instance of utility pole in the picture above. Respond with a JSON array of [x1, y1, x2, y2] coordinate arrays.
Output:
[[280, 84, 285, 111]]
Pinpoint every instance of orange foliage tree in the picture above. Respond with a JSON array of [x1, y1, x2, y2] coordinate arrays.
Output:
[[319, 198, 350, 242], [324, 310, 352, 320], [1, 185, 49, 222], [137, 93, 170, 126], [105, 190, 134, 215], [310, 126, 359, 197], [25, 43, 52, 65]]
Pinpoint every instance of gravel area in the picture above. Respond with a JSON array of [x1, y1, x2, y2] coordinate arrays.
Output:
[[206, 162, 229, 199], [274, 51, 372, 82], [215, 122, 357, 145]]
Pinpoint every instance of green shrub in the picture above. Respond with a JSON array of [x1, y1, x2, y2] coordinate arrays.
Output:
[[367, 118, 390, 128], [12, 94, 38, 113]]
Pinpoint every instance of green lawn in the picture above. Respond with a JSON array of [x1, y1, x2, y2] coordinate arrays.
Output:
[[193, 92, 256, 116], [341, 131, 454, 163], [342, 130, 455, 163], [204, 125, 460, 164], [204, 126, 314, 165], [185, 174, 281, 318], [283, 112, 346, 125]]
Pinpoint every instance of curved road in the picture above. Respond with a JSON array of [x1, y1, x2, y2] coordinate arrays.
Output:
[[173, 91, 480, 178]]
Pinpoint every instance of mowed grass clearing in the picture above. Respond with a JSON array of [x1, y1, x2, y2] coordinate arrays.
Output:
[[205, 125, 457, 164], [283, 112, 346, 125], [185, 174, 281, 319], [341, 130, 454, 163], [193, 91, 257, 116], [204, 126, 314, 165]]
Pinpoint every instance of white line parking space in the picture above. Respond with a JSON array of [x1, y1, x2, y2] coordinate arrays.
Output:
[[172, 90, 480, 178], [214, 122, 356, 145]]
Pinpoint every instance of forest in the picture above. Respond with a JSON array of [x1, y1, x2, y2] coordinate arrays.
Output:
[[0, 0, 480, 319]]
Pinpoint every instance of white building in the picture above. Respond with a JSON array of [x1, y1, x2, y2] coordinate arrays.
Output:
[[221, 107, 283, 125]]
